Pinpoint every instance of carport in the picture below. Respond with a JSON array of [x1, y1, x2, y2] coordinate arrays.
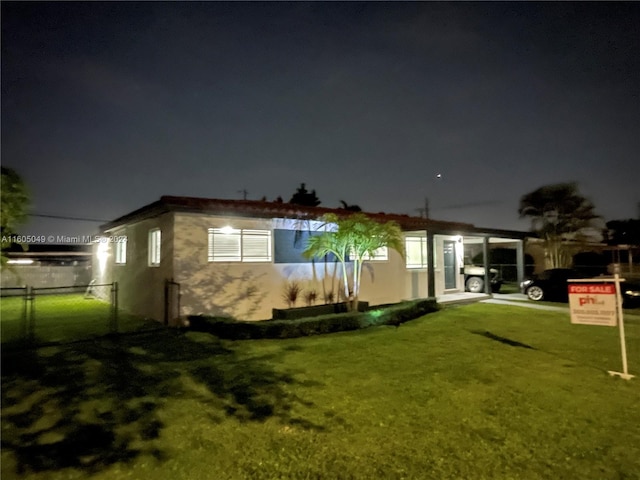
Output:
[[425, 227, 529, 297]]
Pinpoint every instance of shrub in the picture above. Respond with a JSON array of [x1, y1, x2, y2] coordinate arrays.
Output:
[[304, 289, 317, 306], [188, 298, 439, 340], [282, 280, 303, 307], [323, 291, 335, 304]]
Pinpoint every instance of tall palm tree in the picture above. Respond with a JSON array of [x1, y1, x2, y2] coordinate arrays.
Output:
[[303, 213, 404, 311], [519, 183, 601, 268], [339, 200, 362, 212]]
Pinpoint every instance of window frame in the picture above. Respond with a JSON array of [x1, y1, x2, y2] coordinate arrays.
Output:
[[208, 228, 272, 263], [350, 245, 389, 262], [148, 229, 161, 266], [405, 236, 428, 269], [115, 236, 127, 265]]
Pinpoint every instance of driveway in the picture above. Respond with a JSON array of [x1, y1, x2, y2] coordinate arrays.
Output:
[[482, 293, 570, 312]]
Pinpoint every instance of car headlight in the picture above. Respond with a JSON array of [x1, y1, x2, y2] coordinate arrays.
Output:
[[625, 290, 640, 297], [520, 280, 533, 289]]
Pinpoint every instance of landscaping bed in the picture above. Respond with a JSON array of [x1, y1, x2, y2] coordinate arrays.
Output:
[[271, 301, 369, 320], [189, 298, 439, 339]]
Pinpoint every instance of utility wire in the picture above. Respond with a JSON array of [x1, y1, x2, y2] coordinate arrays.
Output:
[[28, 213, 110, 223]]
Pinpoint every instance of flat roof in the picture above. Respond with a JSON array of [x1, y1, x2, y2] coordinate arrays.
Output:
[[100, 195, 529, 239]]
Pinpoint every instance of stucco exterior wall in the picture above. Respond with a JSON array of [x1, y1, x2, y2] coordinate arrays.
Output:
[[173, 213, 278, 321], [94, 213, 174, 322], [358, 248, 416, 304], [95, 210, 484, 323], [172, 213, 431, 321]]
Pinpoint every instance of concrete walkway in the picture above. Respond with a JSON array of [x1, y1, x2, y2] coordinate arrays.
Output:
[[482, 293, 570, 311], [481, 298, 570, 312], [436, 292, 566, 310], [484, 293, 640, 318], [437, 292, 491, 305]]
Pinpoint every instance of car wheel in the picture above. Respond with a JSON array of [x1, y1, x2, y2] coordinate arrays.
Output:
[[527, 286, 544, 301], [466, 276, 484, 293]]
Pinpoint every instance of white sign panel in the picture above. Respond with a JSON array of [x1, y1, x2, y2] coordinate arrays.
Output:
[[568, 283, 617, 326]]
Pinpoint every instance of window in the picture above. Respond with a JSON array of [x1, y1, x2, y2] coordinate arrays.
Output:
[[405, 236, 428, 269], [351, 246, 389, 261], [115, 237, 127, 264], [148, 229, 161, 266], [208, 228, 271, 262], [273, 229, 337, 264]]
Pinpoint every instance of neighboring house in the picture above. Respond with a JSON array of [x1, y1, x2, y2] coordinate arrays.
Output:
[[2, 244, 92, 288], [526, 237, 640, 277], [93, 196, 528, 323]]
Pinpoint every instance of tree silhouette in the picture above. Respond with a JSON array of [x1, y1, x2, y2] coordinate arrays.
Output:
[[288, 183, 321, 207], [1, 167, 31, 267], [606, 219, 640, 246], [339, 200, 362, 212], [1, 331, 329, 476], [519, 183, 601, 268]]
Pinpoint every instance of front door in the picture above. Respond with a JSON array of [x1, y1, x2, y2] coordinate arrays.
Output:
[[443, 241, 456, 289]]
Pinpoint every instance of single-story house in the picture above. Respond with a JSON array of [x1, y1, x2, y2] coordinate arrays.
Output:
[[93, 196, 528, 323]]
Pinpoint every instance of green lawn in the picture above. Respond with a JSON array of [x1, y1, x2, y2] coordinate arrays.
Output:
[[1, 294, 156, 344], [2, 303, 639, 479]]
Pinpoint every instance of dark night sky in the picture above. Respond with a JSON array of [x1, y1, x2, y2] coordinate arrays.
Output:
[[2, 2, 639, 239]]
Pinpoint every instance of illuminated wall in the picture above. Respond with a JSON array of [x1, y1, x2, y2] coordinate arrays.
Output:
[[94, 210, 495, 322]]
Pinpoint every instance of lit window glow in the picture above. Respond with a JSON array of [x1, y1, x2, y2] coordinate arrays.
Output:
[[148, 229, 161, 266], [115, 237, 127, 264], [405, 236, 428, 269], [350, 246, 389, 261], [208, 228, 271, 262], [7, 259, 34, 265], [97, 239, 110, 273]]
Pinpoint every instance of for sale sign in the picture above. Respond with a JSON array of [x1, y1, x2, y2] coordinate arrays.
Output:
[[568, 283, 617, 326]]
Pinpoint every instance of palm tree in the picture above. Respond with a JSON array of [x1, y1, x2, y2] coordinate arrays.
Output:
[[339, 200, 362, 212], [519, 183, 601, 268], [303, 213, 404, 311]]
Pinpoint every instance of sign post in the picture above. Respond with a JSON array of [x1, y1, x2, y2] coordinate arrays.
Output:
[[568, 274, 634, 380]]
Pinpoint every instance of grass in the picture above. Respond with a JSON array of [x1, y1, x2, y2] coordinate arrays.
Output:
[[1, 294, 156, 344], [2, 303, 640, 479]]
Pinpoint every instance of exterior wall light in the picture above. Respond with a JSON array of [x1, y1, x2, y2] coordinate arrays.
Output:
[[97, 238, 110, 274]]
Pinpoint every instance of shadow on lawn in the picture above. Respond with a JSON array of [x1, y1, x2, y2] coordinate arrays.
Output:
[[469, 330, 536, 349], [1, 329, 326, 476]]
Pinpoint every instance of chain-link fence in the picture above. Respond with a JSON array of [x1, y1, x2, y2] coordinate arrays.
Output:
[[0, 287, 29, 341], [0, 264, 92, 289], [0, 282, 157, 346]]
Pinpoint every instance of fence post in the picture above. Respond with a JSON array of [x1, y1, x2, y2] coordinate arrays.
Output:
[[27, 286, 35, 342], [177, 281, 181, 324], [110, 282, 119, 334], [164, 279, 169, 326], [19, 286, 28, 340]]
